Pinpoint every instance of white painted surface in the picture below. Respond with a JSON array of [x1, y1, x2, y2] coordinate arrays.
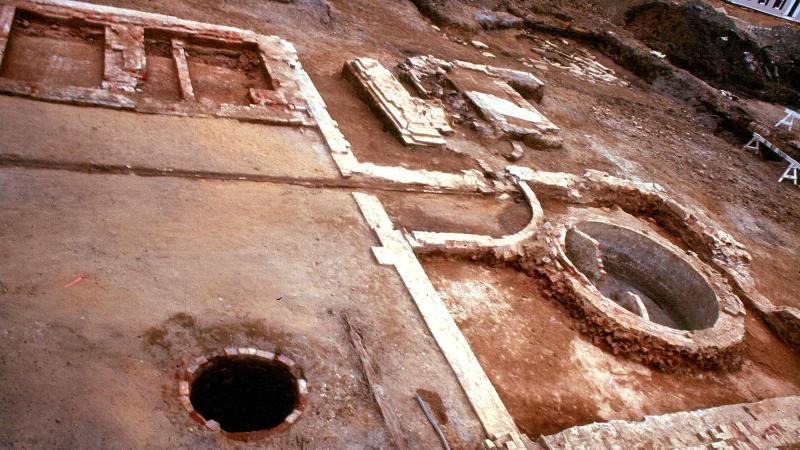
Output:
[[726, 0, 800, 21]]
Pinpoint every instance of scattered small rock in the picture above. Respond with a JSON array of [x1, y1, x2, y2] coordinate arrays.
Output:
[[650, 50, 667, 59], [474, 10, 523, 30], [470, 120, 494, 137], [504, 141, 525, 162], [471, 40, 489, 50], [476, 158, 494, 176]]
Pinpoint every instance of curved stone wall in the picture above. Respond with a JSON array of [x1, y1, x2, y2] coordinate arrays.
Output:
[[567, 221, 719, 331], [508, 166, 800, 354], [537, 218, 746, 371]]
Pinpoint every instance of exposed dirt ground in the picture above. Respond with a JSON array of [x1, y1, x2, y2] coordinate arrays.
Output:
[[0, 0, 799, 448], [0, 169, 487, 448], [0, 96, 337, 179], [378, 191, 532, 237], [423, 227, 800, 437]]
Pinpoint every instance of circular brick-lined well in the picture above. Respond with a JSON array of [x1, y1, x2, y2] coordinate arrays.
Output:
[[177, 348, 308, 441], [566, 220, 720, 331], [545, 217, 745, 370]]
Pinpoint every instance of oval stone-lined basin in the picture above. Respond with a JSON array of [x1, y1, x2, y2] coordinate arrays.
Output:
[[566, 221, 719, 331]]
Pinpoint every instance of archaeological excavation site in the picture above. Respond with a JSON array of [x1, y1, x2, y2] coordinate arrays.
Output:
[[1, 0, 800, 448]]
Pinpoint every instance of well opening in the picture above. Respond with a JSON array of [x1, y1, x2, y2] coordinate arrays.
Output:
[[189, 355, 299, 433], [565, 220, 720, 331]]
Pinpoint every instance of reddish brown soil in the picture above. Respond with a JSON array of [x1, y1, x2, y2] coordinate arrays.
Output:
[[0, 0, 798, 447], [423, 257, 800, 438], [1, 13, 105, 87], [185, 42, 272, 105], [378, 191, 531, 236], [139, 54, 182, 101]]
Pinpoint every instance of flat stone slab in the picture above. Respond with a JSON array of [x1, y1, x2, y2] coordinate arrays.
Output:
[[466, 90, 559, 137], [343, 57, 451, 147]]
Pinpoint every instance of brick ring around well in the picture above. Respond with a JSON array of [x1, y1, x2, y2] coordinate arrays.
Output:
[[177, 347, 309, 442]]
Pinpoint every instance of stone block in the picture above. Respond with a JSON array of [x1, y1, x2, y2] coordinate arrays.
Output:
[[343, 57, 449, 146]]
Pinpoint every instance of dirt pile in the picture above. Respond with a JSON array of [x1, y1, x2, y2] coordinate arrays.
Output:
[[407, 0, 647, 29], [407, 0, 481, 29], [751, 24, 800, 92], [625, 0, 800, 108], [406, 0, 799, 142], [501, 8, 756, 140]]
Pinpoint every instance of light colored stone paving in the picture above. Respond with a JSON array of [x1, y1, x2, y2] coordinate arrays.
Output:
[[398, 54, 559, 147], [293, 50, 491, 191], [407, 180, 543, 256], [400, 55, 545, 103], [540, 395, 800, 449], [466, 90, 559, 138], [353, 192, 526, 449]]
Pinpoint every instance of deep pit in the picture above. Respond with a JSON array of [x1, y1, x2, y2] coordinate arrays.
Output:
[[189, 355, 299, 433], [566, 221, 720, 331]]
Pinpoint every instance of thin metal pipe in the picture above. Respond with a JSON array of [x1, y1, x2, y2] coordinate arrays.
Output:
[[415, 393, 451, 450]]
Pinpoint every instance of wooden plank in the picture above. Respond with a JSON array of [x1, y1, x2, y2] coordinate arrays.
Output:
[[753, 133, 796, 164], [171, 39, 195, 101], [345, 314, 409, 450], [0, 5, 15, 68]]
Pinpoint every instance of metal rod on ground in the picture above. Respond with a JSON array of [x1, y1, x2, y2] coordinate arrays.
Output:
[[415, 393, 451, 450]]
